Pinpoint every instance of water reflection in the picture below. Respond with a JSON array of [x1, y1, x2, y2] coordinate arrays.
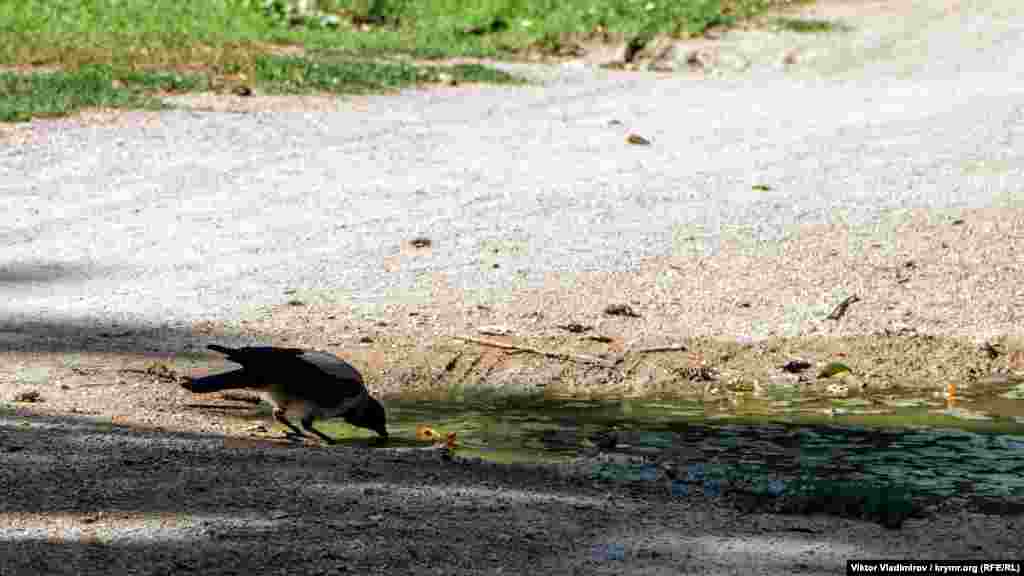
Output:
[[378, 392, 1024, 510]]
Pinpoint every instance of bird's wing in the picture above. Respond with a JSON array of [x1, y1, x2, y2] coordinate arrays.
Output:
[[200, 346, 367, 414], [297, 351, 364, 384], [290, 351, 368, 414]]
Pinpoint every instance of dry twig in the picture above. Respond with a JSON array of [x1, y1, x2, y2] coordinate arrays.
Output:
[[453, 336, 616, 367], [826, 295, 861, 320], [632, 345, 689, 354]]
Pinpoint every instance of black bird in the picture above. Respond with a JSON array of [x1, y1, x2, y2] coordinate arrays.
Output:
[[183, 345, 388, 443]]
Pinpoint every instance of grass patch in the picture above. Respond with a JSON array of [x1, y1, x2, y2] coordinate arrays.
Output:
[[309, 0, 791, 58], [1, 0, 793, 121], [1, 56, 519, 122], [0, 64, 203, 122], [0, 0, 275, 70], [253, 54, 521, 94], [773, 17, 846, 33], [2, 0, 794, 70]]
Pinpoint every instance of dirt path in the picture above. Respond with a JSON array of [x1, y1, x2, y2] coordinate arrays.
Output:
[[3, 0, 1024, 573]]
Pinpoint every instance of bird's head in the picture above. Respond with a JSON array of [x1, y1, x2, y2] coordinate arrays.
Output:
[[347, 396, 388, 439]]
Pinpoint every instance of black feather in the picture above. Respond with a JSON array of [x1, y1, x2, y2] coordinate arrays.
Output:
[[184, 345, 388, 440]]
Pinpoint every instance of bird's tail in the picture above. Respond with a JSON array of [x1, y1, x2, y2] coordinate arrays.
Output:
[[181, 369, 252, 393], [207, 344, 237, 356]]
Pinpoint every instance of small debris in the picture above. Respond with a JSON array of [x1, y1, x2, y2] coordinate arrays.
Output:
[[14, 390, 43, 403], [951, 218, 965, 225], [443, 354, 461, 372], [782, 359, 812, 373], [626, 134, 651, 146], [585, 335, 614, 344], [608, 119, 623, 126], [359, 336, 374, 344], [231, 85, 253, 97], [557, 322, 592, 333], [143, 362, 181, 383], [634, 345, 689, 354], [980, 341, 1002, 359], [818, 362, 852, 379], [751, 184, 772, 191], [221, 391, 263, 404], [409, 237, 432, 248], [826, 294, 860, 320], [604, 304, 641, 318], [70, 366, 100, 376], [286, 299, 305, 306], [622, 36, 646, 64], [477, 325, 513, 336], [680, 365, 718, 382], [737, 301, 753, 308]]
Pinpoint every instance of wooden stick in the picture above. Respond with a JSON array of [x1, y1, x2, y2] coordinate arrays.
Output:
[[453, 336, 616, 367], [632, 345, 689, 354], [826, 294, 861, 320]]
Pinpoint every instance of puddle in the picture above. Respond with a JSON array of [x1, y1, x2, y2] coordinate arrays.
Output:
[[317, 381, 1024, 517]]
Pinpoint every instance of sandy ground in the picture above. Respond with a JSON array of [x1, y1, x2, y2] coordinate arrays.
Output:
[[3, 0, 1024, 574]]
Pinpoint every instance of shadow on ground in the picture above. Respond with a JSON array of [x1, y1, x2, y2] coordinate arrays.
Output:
[[0, 316, 240, 356], [0, 411, 928, 575]]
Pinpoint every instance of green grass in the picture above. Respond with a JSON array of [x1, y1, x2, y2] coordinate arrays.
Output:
[[773, 17, 846, 34], [254, 55, 521, 94], [304, 0, 791, 58], [0, 64, 203, 122], [1, 0, 792, 121], [2, 0, 792, 68]]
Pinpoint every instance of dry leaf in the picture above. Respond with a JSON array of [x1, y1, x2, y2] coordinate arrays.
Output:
[[416, 425, 439, 441]]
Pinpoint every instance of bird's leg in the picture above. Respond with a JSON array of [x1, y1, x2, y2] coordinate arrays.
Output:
[[274, 408, 308, 441], [301, 415, 337, 445]]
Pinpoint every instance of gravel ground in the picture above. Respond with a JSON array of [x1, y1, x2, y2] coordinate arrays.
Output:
[[3, 1, 1022, 334], [2, 0, 1024, 574], [2, 413, 1022, 576]]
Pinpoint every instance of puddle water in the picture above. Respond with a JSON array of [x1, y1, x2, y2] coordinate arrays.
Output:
[[320, 381, 1024, 514]]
